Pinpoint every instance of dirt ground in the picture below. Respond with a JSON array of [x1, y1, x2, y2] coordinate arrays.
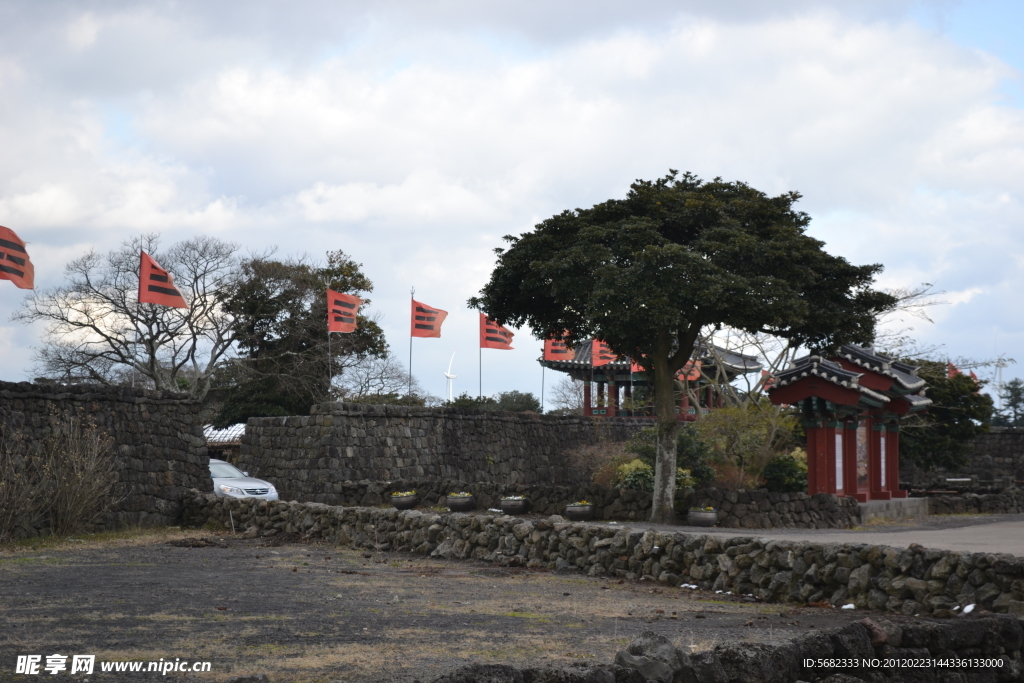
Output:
[[1, 528, 890, 683]]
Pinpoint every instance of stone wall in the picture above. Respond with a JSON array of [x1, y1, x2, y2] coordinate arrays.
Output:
[[926, 489, 1023, 516], [901, 427, 1024, 492], [433, 617, 1024, 683], [186, 492, 1020, 617], [0, 381, 211, 533], [244, 476, 860, 529], [238, 403, 645, 499]]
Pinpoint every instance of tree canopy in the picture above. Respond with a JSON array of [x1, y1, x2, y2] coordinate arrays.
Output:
[[214, 251, 387, 425], [471, 171, 895, 522], [900, 360, 993, 471]]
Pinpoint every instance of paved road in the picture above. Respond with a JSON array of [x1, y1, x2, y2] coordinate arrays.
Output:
[[593, 513, 1024, 555]]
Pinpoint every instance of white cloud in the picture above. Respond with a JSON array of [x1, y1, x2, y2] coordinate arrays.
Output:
[[0, 3, 1022, 396], [66, 13, 100, 50]]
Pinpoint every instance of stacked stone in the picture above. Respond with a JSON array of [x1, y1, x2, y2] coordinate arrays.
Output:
[[901, 427, 1024, 492], [684, 488, 861, 529], [434, 619, 1024, 683], [238, 403, 644, 498], [928, 489, 1023, 515], [185, 490, 1024, 617], [0, 381, 210, 532]]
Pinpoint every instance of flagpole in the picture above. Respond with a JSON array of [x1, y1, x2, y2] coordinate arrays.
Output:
[[409, 287, 415, 398], [479, 343, 482, 398], [328, 330, 332, 401], [541, 364, 545, 414]]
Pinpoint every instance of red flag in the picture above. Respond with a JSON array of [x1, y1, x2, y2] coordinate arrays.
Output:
[[630, 358, 644, 373], [480, 314, 514, 350], [327, 289, 362, 333], [138, 251, 187, 308], [970, 371, 979, 381], [0, 226, 34, 289], [543, 334, 574, 361], [760, 369, 775, 389], [677, 360, 701, 381], [947, 362, 961, 379], [411, 299, 448, 338], [592, 340, 616, 367]]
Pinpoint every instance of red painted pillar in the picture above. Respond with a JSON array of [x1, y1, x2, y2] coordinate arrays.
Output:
[[850, 420, 869, 503], [824, 424, 838, 494], [805, 425, 828, 494], [610, 381, 619, 416], [597, 382, 605, 412], [583, 382, 592, 416], [888, 428, 905, 498]]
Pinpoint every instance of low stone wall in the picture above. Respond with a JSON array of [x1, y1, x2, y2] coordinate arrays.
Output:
[[258, 478, 861, 529], [926, 488, 1023, 516], [901, 427, 1024, 492], [185, 492, 1024, 617], [0, 381, 211, 534], [433, 618, 1024, 683], [238, 403, 644, 497]]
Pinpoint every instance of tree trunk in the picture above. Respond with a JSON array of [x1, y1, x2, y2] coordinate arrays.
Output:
[[649, 352, 680, 524]]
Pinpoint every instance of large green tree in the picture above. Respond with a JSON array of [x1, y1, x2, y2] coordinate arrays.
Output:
[[900, 361, 993, 470], [471, 172, 895, 522], [214, 251, 387, 425]]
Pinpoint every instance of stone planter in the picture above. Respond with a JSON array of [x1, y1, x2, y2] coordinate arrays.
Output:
[[687, 509, 717, 527], [500, 498, 529, 515], [391, 494, 418, 510], [447, 495, 475, 512], [564, 504, 594, 522]]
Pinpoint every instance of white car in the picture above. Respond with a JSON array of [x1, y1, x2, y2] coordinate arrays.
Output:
[[209, 458, 279, 501]]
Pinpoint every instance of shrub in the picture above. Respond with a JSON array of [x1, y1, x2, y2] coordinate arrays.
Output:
[[761, 452, 808, 493], [0, 417, 122, 542], [618, 459, 654, 490], [624, 426, 716, 487]]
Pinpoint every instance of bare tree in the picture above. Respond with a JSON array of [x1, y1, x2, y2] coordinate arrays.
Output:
[[548, 375, 584, 414], [336, 352, 423, 400], [13, 234, 239, 400]]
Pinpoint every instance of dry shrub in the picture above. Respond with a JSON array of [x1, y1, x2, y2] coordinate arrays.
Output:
[[566, 439, 631, 485], [0, 417, 123, 541]]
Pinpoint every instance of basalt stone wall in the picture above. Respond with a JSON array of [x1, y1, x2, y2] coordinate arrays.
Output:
[[302, 479, 860, 529], [926, 488, 1024, 516], [185, 491, 1019, 617], [237, 403, 645, 499], [433, 618, 1024, 683], [0, 381, 211, 533], [901, 427, 1024, 492]]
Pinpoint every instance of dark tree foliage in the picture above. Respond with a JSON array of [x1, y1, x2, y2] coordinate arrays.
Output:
[[214, 251, 387, 426], [900, 360, 993, 471], [445, 391, 541, 413], [471, 171, 895, 522], [995, 378, 1024, 427], [762, 455, 808, 493], [626, 426, 717, 488]]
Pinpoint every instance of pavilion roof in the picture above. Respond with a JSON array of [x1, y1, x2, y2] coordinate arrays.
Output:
[[539, 340, 762, 377], [772, 355, 891, 406], [836, 343, 927, 392]]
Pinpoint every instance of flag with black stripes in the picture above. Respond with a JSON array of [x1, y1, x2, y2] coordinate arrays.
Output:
[[543, 334, 574, 361], [138, 251, 188, 308], [479, 314, 514, 350], [410, 299, 448, 338], [0, 226, 34, 289], [327, 288, 362, 333]]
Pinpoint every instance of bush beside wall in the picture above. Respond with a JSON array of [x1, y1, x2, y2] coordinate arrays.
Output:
[[0, 381, 210, 535]]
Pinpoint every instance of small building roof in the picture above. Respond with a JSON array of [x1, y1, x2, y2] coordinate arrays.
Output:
[[773, 355, 890, 406], [539, 340, 762, 381], [204, 423, 246, 446]]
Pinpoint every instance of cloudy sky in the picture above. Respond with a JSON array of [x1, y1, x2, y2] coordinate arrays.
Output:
[[0, 0, 1021, 405]]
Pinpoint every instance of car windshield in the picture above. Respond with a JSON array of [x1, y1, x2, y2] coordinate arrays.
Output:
[[209, 462, 245, 479]]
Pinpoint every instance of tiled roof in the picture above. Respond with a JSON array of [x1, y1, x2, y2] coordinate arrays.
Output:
[[773, 355, 890, 405], [837, 344, 926, 392], [540, 340, 762, 374], [203, 423, 246, 445]]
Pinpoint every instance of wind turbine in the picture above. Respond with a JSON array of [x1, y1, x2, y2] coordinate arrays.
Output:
[[443, 352, 457, 402]]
